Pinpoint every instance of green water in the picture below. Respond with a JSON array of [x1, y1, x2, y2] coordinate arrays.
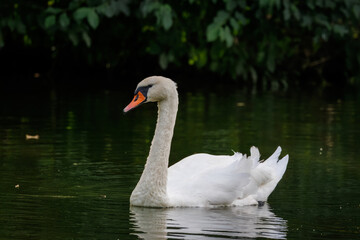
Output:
[[0, 86, 359, 239]]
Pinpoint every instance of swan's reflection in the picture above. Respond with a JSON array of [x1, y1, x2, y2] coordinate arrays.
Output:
[[130, 204, 287, 239]]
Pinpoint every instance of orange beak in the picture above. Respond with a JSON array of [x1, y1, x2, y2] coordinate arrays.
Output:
[[123, 91, 147, 113]]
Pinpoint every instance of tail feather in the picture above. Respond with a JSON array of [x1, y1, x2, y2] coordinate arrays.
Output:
[[262, 146, 281, 166], [249, 146, 260, 168], [251, 165, 274, 186], [250, 146, 260, 161], [275, 154, 289, 178], [245, 146, 289, 202]]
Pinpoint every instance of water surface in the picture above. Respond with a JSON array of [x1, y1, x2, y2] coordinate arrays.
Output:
[[0, 86, 359, 239]]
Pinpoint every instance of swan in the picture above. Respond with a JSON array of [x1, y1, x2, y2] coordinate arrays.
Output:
[[124, 76, 289, 208]]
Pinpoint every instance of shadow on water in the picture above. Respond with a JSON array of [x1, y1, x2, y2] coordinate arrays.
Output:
[[130, 204, 287, 240]]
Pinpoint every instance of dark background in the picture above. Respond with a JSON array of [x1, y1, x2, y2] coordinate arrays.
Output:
[[1, 0, 359, 90]]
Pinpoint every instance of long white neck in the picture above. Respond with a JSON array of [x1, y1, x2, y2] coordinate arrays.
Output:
[[130, 92, 178, 207]]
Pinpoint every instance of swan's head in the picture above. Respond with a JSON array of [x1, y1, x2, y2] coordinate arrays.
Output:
[[123, 76, 177, 113]]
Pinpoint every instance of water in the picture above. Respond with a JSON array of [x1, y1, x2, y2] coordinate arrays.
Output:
[[0, 85, 359, 239]]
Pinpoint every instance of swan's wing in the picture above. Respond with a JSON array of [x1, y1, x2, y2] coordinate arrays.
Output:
[[168, 153, 235, 181], [167, 147, 289, 206], [167, 153, 253, 207]]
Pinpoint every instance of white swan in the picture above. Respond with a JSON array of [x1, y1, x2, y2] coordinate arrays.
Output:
[[124, 76, 289, 207]]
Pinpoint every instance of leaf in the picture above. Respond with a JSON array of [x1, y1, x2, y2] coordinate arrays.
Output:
[[219, 27, 225, 41], [69, 1, 80, 11], [96, 4, 113, 18], [259, 0, 267, 8], [87, 9, 100, 29], [325, 0, 335, 9], [274, 0, 281, 10], [206, 23, 219, 42], [283, 0, 291, 21], [15, 19, 26, 34], [59, 13, 70, 28], [333, 24, 349, 37], [234, 0, 245, 9], [257, 51, 265, 63], [98, 0, 130, 17], [159, 53, 168, 69], [44, 15, 56, 29], [224, 26, 233, 47], [283, 8, 291, 21], [353, 5, 360, 20], [73, 7, 91, 22], [249, 66, 258, 83], [301, 15, 312, 28], [235, 12, 248, 25], [6, 18, 15, 31], [141, 1, 160, 16], [291, 4, 301, 21], [267, 58, 275, 73], [210, 61, 219, 71], [197, 49, 207, 68], [307, 1, 315, 10], [206, 10, 231, 42], [315, 1, 323, 7], [214, 10, 230, 26], [160, 5, 173, 30], [113, 0, 130, 16], [68, 32, 79, 46], [23, 34, 32, 45], [45, 7, 62, 15], [226, 0, 237, 11], [315, 14, 331, 30], [82, 31, 91, 47], [230, 17, 239, 34]]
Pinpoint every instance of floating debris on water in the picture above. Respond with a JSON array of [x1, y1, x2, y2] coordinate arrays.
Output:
[[236, 102, 246, 107], [26, 134, 39, 140]]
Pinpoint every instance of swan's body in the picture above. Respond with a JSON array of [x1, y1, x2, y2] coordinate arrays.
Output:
[[124, 76, 289, 208]]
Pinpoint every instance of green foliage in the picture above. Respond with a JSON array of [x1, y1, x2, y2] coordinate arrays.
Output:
[[0, 0, 360, 86]]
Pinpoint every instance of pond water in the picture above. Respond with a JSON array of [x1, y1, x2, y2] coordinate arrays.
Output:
[[0, 83, 359, 239]]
